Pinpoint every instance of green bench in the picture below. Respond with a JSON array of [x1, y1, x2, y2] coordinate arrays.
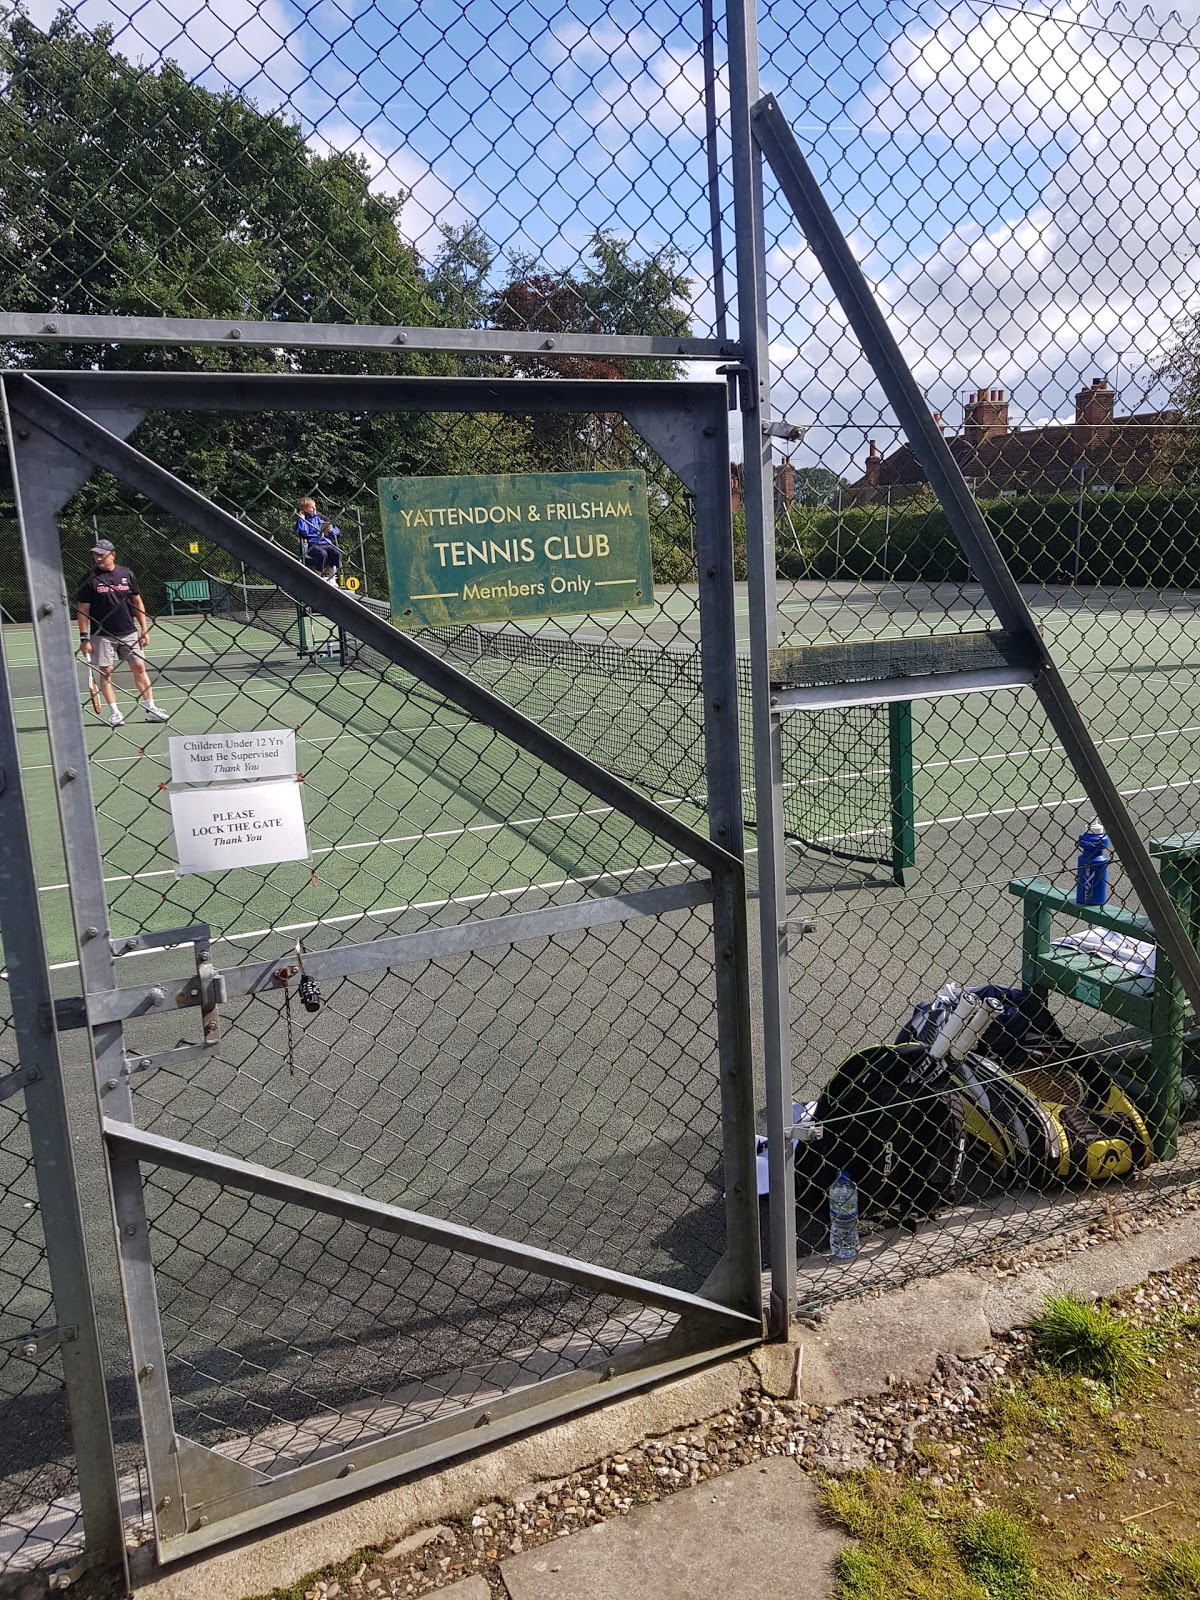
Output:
[[1009, 833, 1200, 1160], [165, 578, 212, 614]]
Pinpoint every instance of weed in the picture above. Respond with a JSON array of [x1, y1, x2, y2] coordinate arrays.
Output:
[[1103, 1525, 1152, 1559], [822, 1473, 885, 1541], [954, 1508, 1034, 1600], [1145, 1540, 1200, 1598], [836, 1545, 894, 1598], [1039, 1581, 1091, 1600], [1109, 1415, 1138, 1454], [1030, 1294, 1151, 1393]]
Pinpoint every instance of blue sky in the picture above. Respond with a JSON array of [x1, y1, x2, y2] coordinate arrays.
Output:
[[20, 0, 1200, 477]]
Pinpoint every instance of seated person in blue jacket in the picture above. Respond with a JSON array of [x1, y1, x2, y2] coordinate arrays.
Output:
[[295, 498, 341, 583]]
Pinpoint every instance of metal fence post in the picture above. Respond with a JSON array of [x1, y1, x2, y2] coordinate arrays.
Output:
[[726, 0, 798, 1332], [693, 399, 762, 1319], [0, 406, 129, 1587], [5, 405, 187, 1549]]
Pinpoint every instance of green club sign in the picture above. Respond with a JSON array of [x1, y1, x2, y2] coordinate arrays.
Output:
[[378, 471, 654, 627]]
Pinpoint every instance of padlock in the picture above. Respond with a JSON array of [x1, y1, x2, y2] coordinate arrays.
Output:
[[298, 973, 322, 1013]]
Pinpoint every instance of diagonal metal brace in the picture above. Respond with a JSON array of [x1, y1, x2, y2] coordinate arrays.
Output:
[[103, 1120, 761, 1331], [750, 92, 1200, 1016], [3, 373, 731, 877]]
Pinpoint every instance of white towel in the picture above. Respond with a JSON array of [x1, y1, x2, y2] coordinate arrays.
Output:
[[1051, 926, 1156, 992]]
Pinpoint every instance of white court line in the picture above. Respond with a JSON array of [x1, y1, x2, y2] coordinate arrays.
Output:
[[916, 716, 1200, 776], [6, 660, 429, 708], [31, 794, 709, 894], [921, 773, 1200, 831], [41, 857, 697, 972], [814, 773, 1200, 847]]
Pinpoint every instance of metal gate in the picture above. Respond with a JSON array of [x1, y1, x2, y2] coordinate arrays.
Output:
[[1, 369, 760, 1570]]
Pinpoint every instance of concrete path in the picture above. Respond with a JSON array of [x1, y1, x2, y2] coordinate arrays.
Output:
[[440, 1579, 491, 1599], [497, 1456, 844, 1599]]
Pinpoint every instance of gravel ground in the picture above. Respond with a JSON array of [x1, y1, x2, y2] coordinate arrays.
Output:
[[273, 1181, 1200, 1600]]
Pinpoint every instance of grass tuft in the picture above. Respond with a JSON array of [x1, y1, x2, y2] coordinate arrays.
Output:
[[1146, 1540, 1200, 1598], [1029, 1293, 1151, 1392], [953, 1508, 1034, 1600]]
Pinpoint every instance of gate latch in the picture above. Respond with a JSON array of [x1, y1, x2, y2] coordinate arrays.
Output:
[[108, 923, 226, 1077]]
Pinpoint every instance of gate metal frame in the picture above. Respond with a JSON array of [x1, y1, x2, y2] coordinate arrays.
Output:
[[1, 369, 762, 1567]]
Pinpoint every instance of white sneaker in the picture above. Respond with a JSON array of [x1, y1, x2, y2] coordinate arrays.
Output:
[[108, 708, 124, 727], [143, 704, 169, 723]]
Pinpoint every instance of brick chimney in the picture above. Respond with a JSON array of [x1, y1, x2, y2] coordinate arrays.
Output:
[[1075, 377, 1115, 447], [730, 462, 741, 514], [775, 458, 795, 508], [864, 439, 880, 491], [963, 387, 1009, 447]]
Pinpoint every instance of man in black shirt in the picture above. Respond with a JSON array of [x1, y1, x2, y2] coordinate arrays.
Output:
[[76, 541, 169, 727]]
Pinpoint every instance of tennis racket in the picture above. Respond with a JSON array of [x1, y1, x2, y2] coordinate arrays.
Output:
[[87, 664, 102, 717]]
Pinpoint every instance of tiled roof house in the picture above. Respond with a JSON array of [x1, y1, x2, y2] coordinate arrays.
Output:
[[852, 379, 1179, 502]]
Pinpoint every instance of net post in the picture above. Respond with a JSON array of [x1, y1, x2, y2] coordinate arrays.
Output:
[[888, 698, 916, 885]]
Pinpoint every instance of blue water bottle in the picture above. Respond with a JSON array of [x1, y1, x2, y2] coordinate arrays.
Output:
[[1076, 818, 1109, 907]]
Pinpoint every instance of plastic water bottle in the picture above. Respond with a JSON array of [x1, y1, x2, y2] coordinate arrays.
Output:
[[1076, 818, 1109, 906], [828, 1170, 859, 1262]]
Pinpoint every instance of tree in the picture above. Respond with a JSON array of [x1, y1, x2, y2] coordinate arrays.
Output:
[[789, 467, 847, 507], [1153, 314, 1200, 486], [487, 236, 696, 568], [0, 14, 699, 583], [0, 10, 523, 531]]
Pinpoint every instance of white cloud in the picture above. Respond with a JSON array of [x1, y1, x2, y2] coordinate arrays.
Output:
[[307, 123, 469, 249], [861, 0, 1117, 148], [770, 0, 1200, 476], [23, 0, 309, 106]]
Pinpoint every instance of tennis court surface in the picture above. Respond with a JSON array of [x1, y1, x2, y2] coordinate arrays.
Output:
[[6, 558, 1200, 1562]]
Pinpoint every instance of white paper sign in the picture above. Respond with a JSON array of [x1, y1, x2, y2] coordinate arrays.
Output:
[[170, 781, 309, 874], [168, 729, 297, 785]]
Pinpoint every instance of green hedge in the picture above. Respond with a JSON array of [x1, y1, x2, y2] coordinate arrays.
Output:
[[778, 488, 1200, 587]]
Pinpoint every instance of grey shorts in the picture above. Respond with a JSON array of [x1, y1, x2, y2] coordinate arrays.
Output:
[[93, 633, 144, 669]]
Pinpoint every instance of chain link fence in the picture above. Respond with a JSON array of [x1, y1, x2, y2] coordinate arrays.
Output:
[[6, 0, 1200, 1581], [0, 992, 81, 1579], [755, 0, 1200, 1300], [0, 373, 757, 1568]]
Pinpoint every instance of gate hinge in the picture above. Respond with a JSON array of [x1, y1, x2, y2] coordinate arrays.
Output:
[[716, 361, 754, 414], [0, 1063, 43, 1101], [51, 997, 87, 1032], [47, 1553, 89, 1590], [1, 1323, 77, 1356]]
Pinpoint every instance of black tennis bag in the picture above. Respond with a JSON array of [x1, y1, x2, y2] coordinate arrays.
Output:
[[798, 1043, 966, 1229]]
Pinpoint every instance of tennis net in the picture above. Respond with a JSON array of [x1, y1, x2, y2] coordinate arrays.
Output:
[[356, 600, 907, 868], [205, 576, 908, 867]]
